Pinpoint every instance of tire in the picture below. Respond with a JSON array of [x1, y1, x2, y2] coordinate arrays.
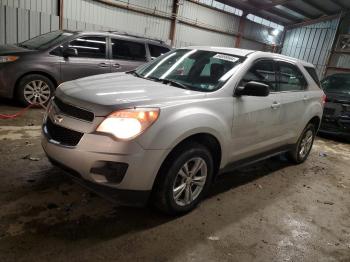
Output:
[[287, 123, 316, 164], [16, 74, 55, 106], [152, 142, 214, 215]]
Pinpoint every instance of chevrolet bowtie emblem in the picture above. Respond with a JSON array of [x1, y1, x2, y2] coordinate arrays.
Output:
[[53, 114, 64, 124]]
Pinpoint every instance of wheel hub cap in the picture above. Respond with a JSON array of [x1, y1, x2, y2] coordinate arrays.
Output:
[[299, 130, 313, 159], [23, 80, 51, 105], [172, 157, 207, 206]]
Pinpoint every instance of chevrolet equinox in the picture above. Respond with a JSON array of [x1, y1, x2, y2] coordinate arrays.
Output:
[[42, 47, 325, 214]]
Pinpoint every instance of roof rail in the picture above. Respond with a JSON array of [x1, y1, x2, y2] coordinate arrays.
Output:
[[108, 31, 165, 44]]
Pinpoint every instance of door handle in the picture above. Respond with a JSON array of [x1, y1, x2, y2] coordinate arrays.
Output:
[[271, 102, 281, 109], [113, 63, 121, 69], [98, 63, 109, 68], [303, 96, 309, 102]]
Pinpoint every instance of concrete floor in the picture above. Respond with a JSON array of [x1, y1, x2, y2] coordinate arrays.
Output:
[[0, 100, 349, 262]]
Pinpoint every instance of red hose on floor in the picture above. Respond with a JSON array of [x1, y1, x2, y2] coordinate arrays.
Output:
[[0, 103, 46, 119]]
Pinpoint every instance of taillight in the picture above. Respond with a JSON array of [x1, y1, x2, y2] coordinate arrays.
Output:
[[322, 94, 327, 106]]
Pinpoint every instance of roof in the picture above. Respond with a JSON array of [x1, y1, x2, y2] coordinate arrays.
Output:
[[216, 0, 350, 27], [62, 30, 168, 45], [185, 46, 256, 57], [184, 46, 315, 66]]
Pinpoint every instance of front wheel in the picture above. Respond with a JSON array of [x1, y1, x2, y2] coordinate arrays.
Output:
[[16, 74, 55, 106], [287, 123, 316, 164], [152, 142, 214, 215]]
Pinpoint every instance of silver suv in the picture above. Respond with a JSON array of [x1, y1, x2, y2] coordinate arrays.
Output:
[[42, 47, 325, 214]]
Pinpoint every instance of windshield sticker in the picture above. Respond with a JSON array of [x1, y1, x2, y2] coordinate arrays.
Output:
[[213, 54, 239, 63]]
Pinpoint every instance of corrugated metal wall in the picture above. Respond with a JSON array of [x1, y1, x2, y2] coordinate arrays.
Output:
[[63, 0, 172, 41], [0, 5, 59, 45], [0, 0, 58, 15], [281, 18, 339, 77], [0, 0, 282, 50], [325, 14, 350, 76]]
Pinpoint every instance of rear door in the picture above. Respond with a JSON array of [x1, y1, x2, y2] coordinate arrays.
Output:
[[230, 59, 284, 161], [277, 61, 309, 141], [110, 37, 147, 72], [60, 35, 110, 82]]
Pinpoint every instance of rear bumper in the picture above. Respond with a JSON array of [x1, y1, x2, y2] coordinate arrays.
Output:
[[319, 117, 350, 138]]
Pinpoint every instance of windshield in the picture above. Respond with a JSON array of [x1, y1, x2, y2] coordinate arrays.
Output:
[[135, 49, 243, 92], [18, 31, 73, 50], [321, 74, 350, 95]]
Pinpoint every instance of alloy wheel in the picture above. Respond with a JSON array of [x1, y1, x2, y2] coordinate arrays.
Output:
[[23, 80, 51, 105], [299, 129, 313, 159], [172, 157, 207, 206]]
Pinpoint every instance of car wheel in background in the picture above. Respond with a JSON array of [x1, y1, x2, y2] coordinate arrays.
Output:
[[287, 123, 316, 164], [152, 142, 214, 215], [16, 74, 55, 106]]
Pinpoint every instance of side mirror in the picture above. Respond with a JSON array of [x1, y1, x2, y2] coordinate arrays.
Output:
[[63, 47, 78, 58], [235, 81, 270, 97]]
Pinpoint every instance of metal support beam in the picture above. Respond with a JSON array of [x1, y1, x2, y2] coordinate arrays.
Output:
[[169, 0, 180, 47], [301, 0, 331, 15], [331, 0, 348, 10], [235, 12, 247, 48], [287, 13, 341, 29], [283, 3, 317, 19], [59, 0, 63, 30]]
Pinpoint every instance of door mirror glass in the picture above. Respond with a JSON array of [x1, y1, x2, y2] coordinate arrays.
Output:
[[236, 81, 270, 97], [63, 47, 78, 57]]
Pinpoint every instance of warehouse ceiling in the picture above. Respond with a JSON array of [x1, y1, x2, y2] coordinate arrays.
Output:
[[219, 0, 350, 26]]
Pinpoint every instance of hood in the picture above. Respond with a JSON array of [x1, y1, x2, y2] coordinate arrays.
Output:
[[56, 73, 206, 116], [0, 44, 35, 55]]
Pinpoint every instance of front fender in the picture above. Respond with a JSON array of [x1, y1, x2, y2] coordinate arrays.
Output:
[[137, 100, 233, 167]]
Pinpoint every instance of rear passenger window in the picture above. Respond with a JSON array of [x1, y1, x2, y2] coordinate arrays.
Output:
[[305, 66, 320, 87], [112, 39, 146, 61], [241, 60, 277, 91], [69, 37, 106, 59], [278, 62, 307, 91], [149, 44, 170, 59]]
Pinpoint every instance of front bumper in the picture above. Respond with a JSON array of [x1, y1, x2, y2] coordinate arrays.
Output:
[[41, 100, 171, 205], [0, 64, 15, 98]]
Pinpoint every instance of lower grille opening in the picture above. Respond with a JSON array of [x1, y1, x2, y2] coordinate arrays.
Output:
[[46, 117, 83, 146], [90, 161, 128, 184]]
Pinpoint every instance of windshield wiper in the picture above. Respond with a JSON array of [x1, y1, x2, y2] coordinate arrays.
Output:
[[160, 79, 190, 89], [17, 43, 31, 49]]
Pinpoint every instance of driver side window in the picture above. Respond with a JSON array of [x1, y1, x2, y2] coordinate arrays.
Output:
[[241, 60, 277, 92]]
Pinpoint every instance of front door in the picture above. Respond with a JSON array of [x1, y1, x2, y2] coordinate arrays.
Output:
[[60, 36, 111, 82], [230, 59, 284, 162]]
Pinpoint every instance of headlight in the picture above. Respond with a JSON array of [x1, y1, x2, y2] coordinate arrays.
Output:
[[96, 108, 160, 140], [0, 56, 19, 63]]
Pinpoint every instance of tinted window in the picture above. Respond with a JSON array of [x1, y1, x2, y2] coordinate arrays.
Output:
[[68, 37, 106, 59], [305, 66, 320, 86], [112, 39, 146, 61], [321, 74, 350, 94], [149, 44, 170, 58], [278, 62, 307, 91], [241, 60, 277, 91]]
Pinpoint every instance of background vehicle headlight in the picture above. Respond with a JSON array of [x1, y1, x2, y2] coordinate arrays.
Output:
[[0, 56, 19, 63], [96, 108, 160, 140]]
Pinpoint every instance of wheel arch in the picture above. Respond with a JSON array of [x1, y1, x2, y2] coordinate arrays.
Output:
[[14, 71, 58, 97], [152, 132, 222, 192]]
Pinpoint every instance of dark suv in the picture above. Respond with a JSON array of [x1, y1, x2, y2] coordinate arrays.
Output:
[[0, 30, 171, 105], [320, 73, 350, 138]]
